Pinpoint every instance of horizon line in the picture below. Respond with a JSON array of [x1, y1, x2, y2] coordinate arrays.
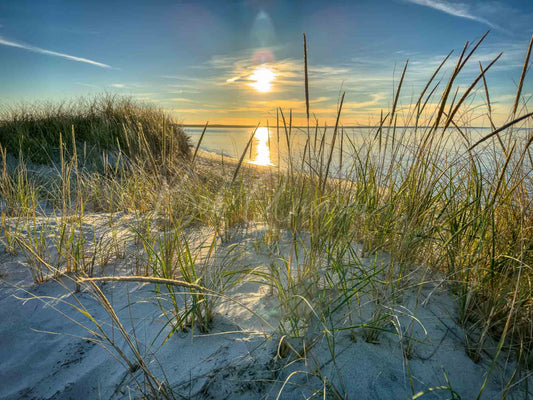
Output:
[[181, 124, 496, 130]]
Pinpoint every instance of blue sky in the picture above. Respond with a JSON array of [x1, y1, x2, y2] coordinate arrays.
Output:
[[1, 0, 532, 125]]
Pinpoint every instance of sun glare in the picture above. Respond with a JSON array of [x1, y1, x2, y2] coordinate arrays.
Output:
[[250, 67, 275, 93], [250, 127, 273, 166]]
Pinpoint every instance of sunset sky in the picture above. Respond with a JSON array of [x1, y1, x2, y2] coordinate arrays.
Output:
[[1, 0, 532, 126]]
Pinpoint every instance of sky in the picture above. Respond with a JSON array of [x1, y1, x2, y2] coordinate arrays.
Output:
[[0, 0, 532, 126]]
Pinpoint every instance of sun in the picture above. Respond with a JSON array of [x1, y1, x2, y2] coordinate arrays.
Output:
[[249, 66, 275, 93]]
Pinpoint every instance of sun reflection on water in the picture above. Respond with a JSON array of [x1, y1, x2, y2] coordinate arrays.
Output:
[[249, 127, 274, 166]]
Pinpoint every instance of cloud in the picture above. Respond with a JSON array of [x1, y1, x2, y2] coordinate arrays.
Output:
[[76, 82, 100, 88], [169, 98, 197, 103], [159, 35, 529, 125], [404, 0, 504, 31], [344, 93, 388, 109], [0, 37, 111, 68]]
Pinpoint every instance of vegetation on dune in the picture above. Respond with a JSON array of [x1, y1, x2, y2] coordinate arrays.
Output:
[[1, 32, 533, 398], [0, 95, 190, 165]]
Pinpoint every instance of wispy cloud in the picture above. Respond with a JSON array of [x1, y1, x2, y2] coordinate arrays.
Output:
[[404, 0, 504, 31], [0, 37, 111, 68], [76, 82, 101, 88], [157, 35, 528, 125], [169, 98, 198, 103]]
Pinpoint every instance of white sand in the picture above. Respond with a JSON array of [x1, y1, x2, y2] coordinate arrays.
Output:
[[0, 216, 530, 399]]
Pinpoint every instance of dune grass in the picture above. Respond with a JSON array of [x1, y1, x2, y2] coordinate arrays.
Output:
[[1, 32, 533, 397], [0, 94, 190, 165]]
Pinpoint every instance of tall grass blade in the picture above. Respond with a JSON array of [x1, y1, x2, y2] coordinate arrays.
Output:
[[513, 34, 533, 115]]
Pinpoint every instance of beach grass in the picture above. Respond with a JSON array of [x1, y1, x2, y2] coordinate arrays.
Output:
[[1, 32, 533, 398]]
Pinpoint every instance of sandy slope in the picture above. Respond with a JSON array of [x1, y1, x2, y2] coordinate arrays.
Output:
[[0, 218, 530, 399]]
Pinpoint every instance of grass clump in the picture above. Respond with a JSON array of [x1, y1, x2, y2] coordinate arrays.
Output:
[[0, 94, 190, 165]]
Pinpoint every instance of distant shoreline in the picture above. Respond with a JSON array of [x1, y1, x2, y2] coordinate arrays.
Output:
[[181, 124, 504, 130]]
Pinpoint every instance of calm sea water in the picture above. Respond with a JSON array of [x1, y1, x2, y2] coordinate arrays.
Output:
[[184, 125, 373, 173], [183, 125, 389, 160], [183, 125, 511, 178]]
